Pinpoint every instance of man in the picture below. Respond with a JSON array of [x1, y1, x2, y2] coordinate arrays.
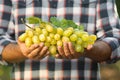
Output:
[[0, 0, 120, 80]]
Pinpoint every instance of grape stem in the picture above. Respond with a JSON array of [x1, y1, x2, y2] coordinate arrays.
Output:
[[21, 18, 34, 30]]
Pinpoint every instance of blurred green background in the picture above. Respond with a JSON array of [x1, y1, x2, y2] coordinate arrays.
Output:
[[0, 0, 120, 80]]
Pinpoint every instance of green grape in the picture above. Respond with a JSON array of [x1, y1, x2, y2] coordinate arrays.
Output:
[[49, 45, 57, 56], [46, 36, 52, 42], [34, 27, 42, 35], [62, 36, 70, 42], [32, 35, 40, 44], [75, 45, 82, 52], [19, 33, 27, 42], [70, 34, 77, 42], [49, 33, 55, 39], [80, 46, 84, 53], [25, 29, 30, 33], [63, 29, 73, 37], [57, 40, 63, 46], [81, 34, 89, 41], [45, 42, 50, 47], [25, 37, 33, 47], [52, 28, 57, 34], [54, 34, 61, 41], [74, 30, 83, 37], [40, 22, 46, 28], [27, 29, 34, 37], [45, 24, 53, 32], [76, 38, 82, 45], [87, 38, 95, 45], [42, 29, 48, 36], [67, 27, 74, 31], [57, 27, 63, 35], [39, 34, 46, 42], [51, 39, 57, 45], [82, 42, 88, 48], [89, 34, 97, 41]]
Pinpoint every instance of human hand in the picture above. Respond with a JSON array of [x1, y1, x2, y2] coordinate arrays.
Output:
[[56, 42, 84, 59], [17, 40, 49, 60]]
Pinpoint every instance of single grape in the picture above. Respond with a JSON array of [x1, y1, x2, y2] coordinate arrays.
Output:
[[67, 27, 74, 31], [62, 36, 70, 42], [70, 34, 77, 42], [39, 34, 46, 42], [49, 45, 57, 56], [63, 29, 73, 37], [27, 29, 34, 37], [89, 34, 97, 41], [46, 24, 53, 32], [51, 39, 57, 45], [40, 22, 46, 28], [52, 28, 57, 34], [49, 33, 55, 39], [19, 33, 27, 42], [57, 40, 63, 46], [45, 42, 50, 47], [76, 38, 82, 45], [82, 42, 88, 48], [54, 34, 61, 41], [57, 27, 63, 35], [42, 29, 48, 36], [75, 45, 82, 52], [25, 37, 33, 47], [81, 34, 89, 41], [34, 27, 42, 35], [74, 30, 83, 37], [87, 39, 95, 45], [32, 35, 40, 44], [46, 36, 52, 42]]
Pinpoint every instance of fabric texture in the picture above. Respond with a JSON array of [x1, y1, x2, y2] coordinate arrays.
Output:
[[0, 0, 120, 80]]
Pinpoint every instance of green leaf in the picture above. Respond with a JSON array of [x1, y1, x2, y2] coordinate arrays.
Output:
[[50, 17, 84, 30], [50, 17, 60, 27], [26, 16, 41, 24], [78, 25, 84, 30]]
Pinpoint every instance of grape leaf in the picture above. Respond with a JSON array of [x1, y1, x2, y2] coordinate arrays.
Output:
[[26, 16, 42, 24], [50, 17, 84, 30]]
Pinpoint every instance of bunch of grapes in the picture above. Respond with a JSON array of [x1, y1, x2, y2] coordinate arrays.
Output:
[[19, 17, 97, 56]]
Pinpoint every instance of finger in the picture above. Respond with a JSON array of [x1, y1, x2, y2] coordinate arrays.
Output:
[[27, 47, 41, 59], [44, 51, 50, 56], [86, 45, 93, 50], [38, 46, 49, 59], [25, 44, 39, 56], [36, 49, 49, 60], [29, 43, 44, 54], [68, 42, 83, 58], [68, 42, 76, 55], [57, 46, 66, 58], [63, 42, 73, 59], [55, 54, 62, 59]]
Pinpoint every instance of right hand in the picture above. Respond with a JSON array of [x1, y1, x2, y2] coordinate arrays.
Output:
[[17, 40, 50, 60], [56, 42, 84, 59]]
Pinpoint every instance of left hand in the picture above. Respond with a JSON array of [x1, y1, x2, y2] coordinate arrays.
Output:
[[56, 42, 84, 59]]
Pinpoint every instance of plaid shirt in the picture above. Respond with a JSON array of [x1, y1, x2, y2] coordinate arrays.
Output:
[[0, 0, 120, 80]]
